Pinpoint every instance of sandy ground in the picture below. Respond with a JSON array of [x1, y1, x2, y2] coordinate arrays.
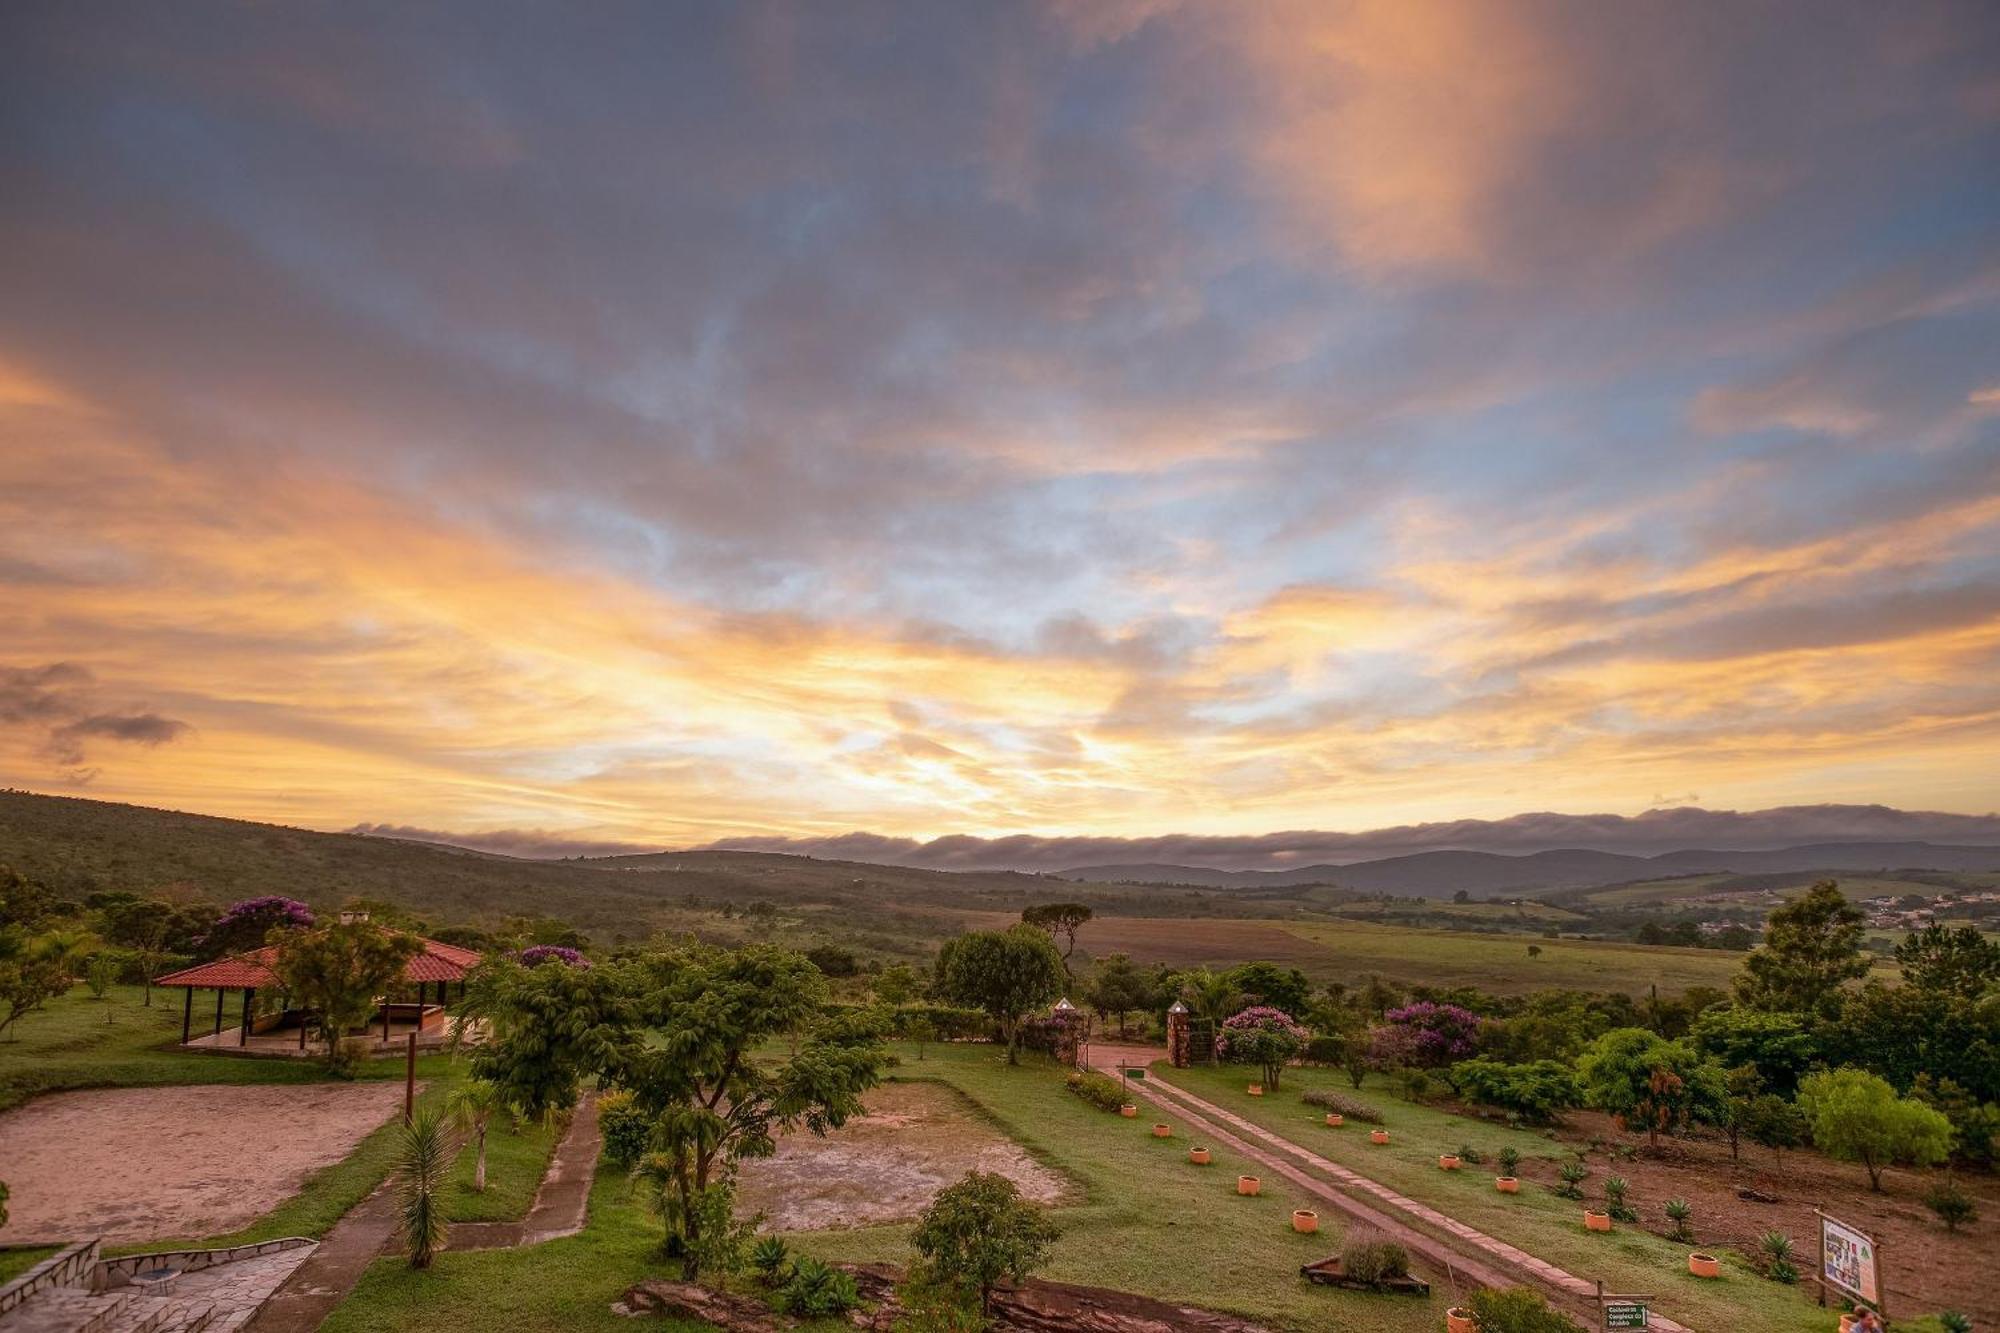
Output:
[[735, 1079, 1071, 1232], [0, 1082, 414, 1243]]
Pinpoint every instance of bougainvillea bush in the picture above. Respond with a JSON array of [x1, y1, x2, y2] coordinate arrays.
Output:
[[200, 896, 316, 957], [1376, 1002, 1484, 1069], [517, 944, 591, 969], [1216, 1006, 1309, 1090]]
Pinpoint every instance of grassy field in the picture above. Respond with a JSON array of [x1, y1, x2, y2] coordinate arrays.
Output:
[[0, 1246, 61, 1282], [444, 1116, 562, 1223], [1161, 1061, 1840, 1333], [327, 1042, 1449, 1333]]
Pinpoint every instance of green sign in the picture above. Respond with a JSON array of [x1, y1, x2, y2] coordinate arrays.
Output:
[[1603, 1301, 1647, 1329], [1126, 1068, 1146, 1080]]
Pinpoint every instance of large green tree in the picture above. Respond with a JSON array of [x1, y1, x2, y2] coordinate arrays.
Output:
[[617, 945, 885, 1277], [910, 1171, 1059, 1316], [1082, 954, 1154, 1036], [1689, 1006, 1819, 1097], [1576, 1027, 1727, 1148], [1895, 924, 2000, 1000], [935, 927, 1064, 1064], [1797, 1066, 1953, 1191], [467, 955, 631, 1118], [268, 919, 421, 1068], [1019, 903, 1093, 983], [1733, 880, 1868, 1018]]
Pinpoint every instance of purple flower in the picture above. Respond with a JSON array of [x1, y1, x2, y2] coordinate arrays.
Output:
[[517, 944, 591, 969], [1214, 1005, 1308, 1060], [198, 896, 315, 953], [1379, 1002, 1484, 1066]]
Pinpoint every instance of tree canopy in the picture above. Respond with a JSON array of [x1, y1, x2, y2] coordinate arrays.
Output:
[[1576, 1027, 1726, 1147], [1797, 1066, 1954, 1190], [935, 926, 1065, 1064], [1733, 879, 1868, 1018], [268, 919, 421, 1067]]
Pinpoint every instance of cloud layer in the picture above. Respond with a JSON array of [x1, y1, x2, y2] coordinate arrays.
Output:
[[1, 2, 1996, 848]]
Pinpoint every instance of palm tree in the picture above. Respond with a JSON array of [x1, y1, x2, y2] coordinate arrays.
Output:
[[446, 1081, 508, 1193], [396, 1109, 451, 1268], [1178, 968, 1240, 1064]]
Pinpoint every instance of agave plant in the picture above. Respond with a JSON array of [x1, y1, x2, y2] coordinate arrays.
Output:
[[1664, 1197, 1693, 1242], [751, 1236, 792, 1286], [1604, 1176, 1638, 1223], [397, 1109, 451, 1269], [1497, 1147, 1521, 1177], [1555, 1160, 1589, 1199], [1760, 1230, 1797, 1284], [1938, 1312, 1971, 1333]]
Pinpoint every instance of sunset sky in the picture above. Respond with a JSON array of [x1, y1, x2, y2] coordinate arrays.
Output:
[[3, 2, 1999, 858]]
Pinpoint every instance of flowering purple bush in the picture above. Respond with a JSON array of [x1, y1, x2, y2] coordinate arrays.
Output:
[[1377, 1002, 1484, 1068], [1215, 1006, 1309, 1089], [199, 896, 316, 957], [517, 944, 591, 969]]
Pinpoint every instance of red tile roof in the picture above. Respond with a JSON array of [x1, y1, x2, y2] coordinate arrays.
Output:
[[155, 936, 482, 989]]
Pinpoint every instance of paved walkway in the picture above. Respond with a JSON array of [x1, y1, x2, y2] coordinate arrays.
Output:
[[1089, 1049, 1692, 1333]]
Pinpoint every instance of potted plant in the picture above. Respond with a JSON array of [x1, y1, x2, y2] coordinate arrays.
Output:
[[1292, 1209, 1319, 1234], [1446, 1307, 1478, 1333], [1247, 1083, 1264, 1096], [1189, 1147, 1211, 1165], [1584, 1209, 1612, 1232], [1438, 1153, 1461, 1170], [1152, 1122, 1172, 1138], [1689, 1253, 1720, 1279], [1495, 1147, 1520, 1193], [1325, 1112, 1344, 1127], [1120, 1103, 1137, 1117], [1370, 1129, 1391, 1145], [1237, 1175, 1262, 1196]]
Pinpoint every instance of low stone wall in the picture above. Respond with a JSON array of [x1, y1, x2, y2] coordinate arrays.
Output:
[[0, 1239, 99, 1317], [94, 1236, 314, 1291]]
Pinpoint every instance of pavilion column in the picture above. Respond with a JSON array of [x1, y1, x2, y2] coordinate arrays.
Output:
[[213, 987, 224, 1037], [240, 987, 255, 1045], [382, 995, 391, 1041], [181, 986, 193, 1045]]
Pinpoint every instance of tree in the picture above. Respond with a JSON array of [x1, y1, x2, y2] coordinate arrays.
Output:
[[396, 1109, 450, 1268], [267, 919, 421, 1068], [467, 955, 631, 1118], [1083, 954, 1153, 1036], [1576, 1027, 1727, 1148], [1734, 880, 1868, 1018], [935, 927, 1064, 1064], [200, 896, 315, 959], [1798, 1067, 1954, 1190], [1896, 925, 2000, 1000], [616, 945, 886, 1277], [1376, 1002, 1483, 1072], [1450, 1058, 1583, 1125], [1690, 1006, 1819, 1097], [804, 944, 858, 977], [1224, 962, 1313, 1018], [446, 1080, 510, 1193], [84, 949, 124, 1002], [1175, 967, 1242, 1061], [1738, 1093, 1807, 1167], [1019, 903, 1092, 983], [910, 1171, 1058, 1316], [0, 927, 89, 1040], [873, 963, 919, 1007], [1215, 1006, 1308, 1090], [0, 866, 56, 930]]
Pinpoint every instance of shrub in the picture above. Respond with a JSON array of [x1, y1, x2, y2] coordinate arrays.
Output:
[[1604, 1176, 1638, 1223], [1798, 1067, 1953, 1191], [1302, 1088, 1385, 1123], [1451, 1058, 1584, 1124], [1496, 1147, 1522, 1177], [1398, 1068, 1436, 1102], [1940, 1313, 1971, 1333], [776, 1256, 862, 1317], [1065, 1070, 1127, 1113], [1456, 1144, 1486, 1166], [1925, 1180, 1978, 1232], [1468, 1286, 1585, 1333], [1339, 1233, 1410, 1286], [1664, 1197, 1693, 1242], [1304, 1034, 1345, 1066], [596, 1091, 651, 1171], [751, 1236, 791, 1286], [911, 1171, 1059, 1315], [1760, 1230, 1798, 1284], [1555, 1160, 1589, 1199]]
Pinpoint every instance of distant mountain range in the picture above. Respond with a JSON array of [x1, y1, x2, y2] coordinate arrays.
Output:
[[1058, 841, 2000, 898]]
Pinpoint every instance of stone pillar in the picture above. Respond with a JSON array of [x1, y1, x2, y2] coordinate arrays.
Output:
[[1166, 1001, 1192, 1068]]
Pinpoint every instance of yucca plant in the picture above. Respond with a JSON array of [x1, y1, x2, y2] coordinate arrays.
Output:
[[1760, 1230, 1797, 1284], [1664, 1197, 1693, 1242], [1604, 1176, 1638, 1223], [445, 1080, 509, 1194], [751, 1236, 792, 1286], [397, 1109, 451, 1269], [1497, 1147, 1521, 1177], [1938, 1312, 1970, 1333], [1555, 1160, 1589, 1199]]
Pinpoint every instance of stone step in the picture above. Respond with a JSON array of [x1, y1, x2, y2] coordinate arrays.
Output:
[[0, 1286, 132, 1333]]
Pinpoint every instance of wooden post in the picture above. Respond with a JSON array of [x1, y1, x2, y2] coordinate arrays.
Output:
[[382, 996, 391, 1042], [404, 1031, 418, 1124], [181, 986, 192, 1045], [213, 987, 225, 1037], [240, 987, 255, 1045], [300, 1010, 309, 1050]]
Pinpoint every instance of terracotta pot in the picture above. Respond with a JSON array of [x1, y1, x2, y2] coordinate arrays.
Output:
[[1584, 1210, 1612, 1232], [1237, 1175, 1262, 1196], [1292, 1209, 1319, 1234], [1120, 1104, 1137, 1117], [1247, 1084, 1264, 1097], [1495, 1177, 1519, 1194], [1689, 1253, 1720, 1279], [1439, 1154, 1461, 1170], [1152, 1123, 1172, 1138], [1371, 1129, 1391, 1145], [1325, 1113, 1344, 1127], [1189, 1147, 1211, 1165], [1447, 1306, 1479, 1333], [1838, 1315, 1855, 1333]]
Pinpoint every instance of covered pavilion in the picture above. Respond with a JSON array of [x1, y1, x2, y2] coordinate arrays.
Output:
[[155, 935, 482, 1054]]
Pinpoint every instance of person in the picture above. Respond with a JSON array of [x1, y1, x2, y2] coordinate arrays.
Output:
[[1850, 1307, 1885, 1333]]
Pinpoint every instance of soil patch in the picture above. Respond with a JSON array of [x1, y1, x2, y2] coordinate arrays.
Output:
[[0, 1082, 413, 1244], [734, 1079, 1070, 1231], [1502, 1107, 2000, 1325]]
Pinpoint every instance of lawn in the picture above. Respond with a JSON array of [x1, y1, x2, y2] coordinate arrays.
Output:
[[1272, 919, 1751, 994], [445, 1115, 562, 1224], [0, 1246, 60, 1283], [1160, 1061, 1843, 1333], [327, 1042, 1450, 1333]]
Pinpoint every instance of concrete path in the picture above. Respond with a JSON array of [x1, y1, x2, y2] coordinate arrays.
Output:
[[1091, 1051, 1693, 1333], [449, 1092, 601, 1250]]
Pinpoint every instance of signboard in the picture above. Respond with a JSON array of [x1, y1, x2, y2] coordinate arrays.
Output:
[[1603, 1300, 1648, 1329], [1819, 1213, 1881, 1307]]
